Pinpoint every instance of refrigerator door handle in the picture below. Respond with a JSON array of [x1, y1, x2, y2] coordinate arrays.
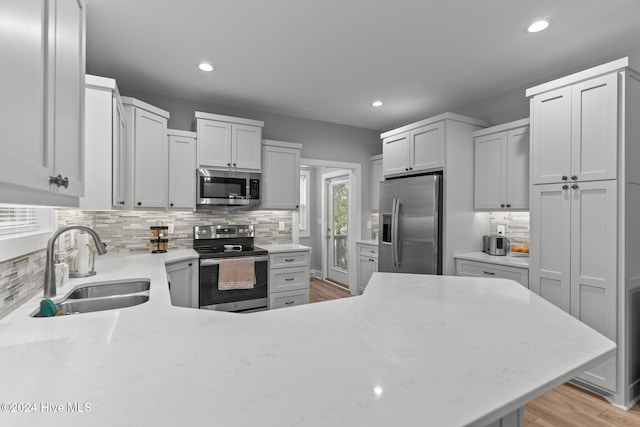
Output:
[[433, 175, 440, 274], [392, 198, 400, 268]]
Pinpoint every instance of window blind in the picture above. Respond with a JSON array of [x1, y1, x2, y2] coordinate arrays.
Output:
[[0, 207, 38, 236]]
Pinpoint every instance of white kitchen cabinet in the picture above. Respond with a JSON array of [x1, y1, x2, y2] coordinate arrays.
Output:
[[380, 113, 489, 275], [530, 180, 617, 391], [194, 112, 264, 172], [526, 57, 640, 404], [122, 97, 170, 210], [0, 0, 86, 207], [166, 259, 199, 308], [382, 121, 444, 177], [530, 73, 618, 185], [357, 242, 378, 294], [455, 258, 528, 288], [370, 154, 382, 211], [168, 130, 196, 210], [261, 140, 302, 210], [268, 249, 310, 310], [80, 75, 127, 210], [474, 119, 529, 210]]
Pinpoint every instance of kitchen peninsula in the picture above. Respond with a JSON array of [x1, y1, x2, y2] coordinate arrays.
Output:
[[0, 252, 614, 427]]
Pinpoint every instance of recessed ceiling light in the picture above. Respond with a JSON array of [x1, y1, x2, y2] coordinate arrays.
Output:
[[198, 62, 215, 72], [527, 19, 550, 33], [371, 100, 383, 107]]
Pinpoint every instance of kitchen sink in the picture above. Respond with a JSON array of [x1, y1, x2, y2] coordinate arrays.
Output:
[[31, 279, 151, 317], [66, 280, 150, 299], [32, 294, 149, 317]]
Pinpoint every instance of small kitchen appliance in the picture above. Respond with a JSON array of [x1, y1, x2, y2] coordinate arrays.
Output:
[[196, 169, 260, 209], [483, 235, 510, 256], [193, 224, 268, 312]]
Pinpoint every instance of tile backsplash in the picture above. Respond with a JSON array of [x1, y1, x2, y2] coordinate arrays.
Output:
[[0, 208, 292, 319], [489, 211, 530, 246]]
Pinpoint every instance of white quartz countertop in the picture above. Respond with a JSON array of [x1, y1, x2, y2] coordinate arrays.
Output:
[[0, 252, 613, 427], [455, 251, 530, 268], [258, 243, 311, 253]]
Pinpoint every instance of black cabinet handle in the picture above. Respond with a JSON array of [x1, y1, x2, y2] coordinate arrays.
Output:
[[562, 176, 568, 181], [500, 204, 505, 208], [506, 204, 511, 208], [483, 271, 496, 276], [137, 202, 142, 206], [285, 278, 295, 281], [227, 163, 231, 167], [233, 163, 236, 167], [572, 184, 578, 189], [49, 175, 68, 188], [119, 201, 125, 205], [285, 258, 294, 262], [188, 263, 192, 267], [170, 203, 174, 207], [562, 185, 569, 190], [405, 167, 409, 171], [285, 301, 294, 305], [571, 175, 578, 180]]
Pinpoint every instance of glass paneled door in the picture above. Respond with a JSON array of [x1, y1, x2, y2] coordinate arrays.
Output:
[[327, 175, 349, 286]]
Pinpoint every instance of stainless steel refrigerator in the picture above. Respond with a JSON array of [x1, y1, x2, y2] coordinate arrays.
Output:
[[378, 173, 442, 274]]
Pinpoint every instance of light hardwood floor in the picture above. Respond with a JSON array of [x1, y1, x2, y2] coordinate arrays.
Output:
[[308, 278, 640, 426]]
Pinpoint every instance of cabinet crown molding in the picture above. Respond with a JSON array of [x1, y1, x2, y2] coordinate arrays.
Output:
[[380, 112, 488, 140], [121, 96, 170, 119], [525, 57, 632, 98], [194, 111, 264, 127], [473, 118, 530, 137], [262, 139, 303, 150]]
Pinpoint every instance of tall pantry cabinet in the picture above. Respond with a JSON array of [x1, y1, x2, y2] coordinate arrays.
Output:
[[527, 57, 640, 409]]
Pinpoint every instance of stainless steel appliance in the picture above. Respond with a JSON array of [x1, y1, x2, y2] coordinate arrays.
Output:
[[194, 224, 268, 312], [196, 169, 260, 208], [378, 173, 442, 274], [483, 235, 510, 256]]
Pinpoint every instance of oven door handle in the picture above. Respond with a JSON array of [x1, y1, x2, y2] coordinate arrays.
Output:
[[200, 255, 269, 266]]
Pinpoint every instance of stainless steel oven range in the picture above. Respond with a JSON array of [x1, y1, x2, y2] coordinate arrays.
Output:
[[194, 224, 268, 313]]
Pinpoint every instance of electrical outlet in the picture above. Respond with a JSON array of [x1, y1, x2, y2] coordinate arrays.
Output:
[[167, 224, 174, 234], [497, 225, 506, 235], [279, 221, 285, 231]]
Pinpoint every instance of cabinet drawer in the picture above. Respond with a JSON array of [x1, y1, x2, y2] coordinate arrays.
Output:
[[456, 259, 529, 288], [269, 288, 309, 310], [269, 251, 310, 269], [358, 244, 378, 258], [270, 267, 309, 292]]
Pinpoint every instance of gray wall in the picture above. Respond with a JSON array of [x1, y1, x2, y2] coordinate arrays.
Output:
[[119, 88, 381, 239]]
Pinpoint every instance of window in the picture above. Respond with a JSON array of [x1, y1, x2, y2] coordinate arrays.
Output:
[[0, 207, 38, 236], [0, 207, 55, 262], [299, 170, 311, 237]]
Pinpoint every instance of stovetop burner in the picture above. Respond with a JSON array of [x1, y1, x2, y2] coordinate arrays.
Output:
[[193, 224, 267, 259]]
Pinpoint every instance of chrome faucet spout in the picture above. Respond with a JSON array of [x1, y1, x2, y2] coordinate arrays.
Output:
[[44, 225, 107, 298]]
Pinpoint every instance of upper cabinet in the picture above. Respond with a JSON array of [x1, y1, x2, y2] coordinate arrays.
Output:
[[261, 140, 302, 210], [194, 112, 264, 172], [80, 75, 126, 210], [168, 130, 196, 210], [382, 121, 445, 177], [122, 97, 170, 210], [473, 119, 530, 210], [0, 0, 86, 206], [529, 72, 618, 184]]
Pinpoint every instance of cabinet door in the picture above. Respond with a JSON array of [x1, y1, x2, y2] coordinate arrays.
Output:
[[370, 157, 383, 211], [168, 135, 196, 210], [474, 132, 506, 209], [571, 73, 618, 182], [197, 120, 231, 168], [112, 97, 127, 207], [232, 124, 261, 171], [505, 126, 530, 209], [0, 0, 50, 193], [133, 109, 168, 208], [262, 145, 300, 209], [531, 87, 572, 184], [411, 122, 444, 172], [358, 255, 375, 293], [570, 180, 617, 392], [530, 184, 572, 313], [382, 133, 410, 176], [52, 0, 85, 197], [166, 261, 195, 308]]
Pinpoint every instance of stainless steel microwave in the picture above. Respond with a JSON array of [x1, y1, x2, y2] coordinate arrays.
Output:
[[196, 169, 260, 208]]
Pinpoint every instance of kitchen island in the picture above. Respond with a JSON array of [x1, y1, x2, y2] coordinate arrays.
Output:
[[0, 251, 615, 426]]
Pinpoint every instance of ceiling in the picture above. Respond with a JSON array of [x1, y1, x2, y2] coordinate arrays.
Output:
[[86, 0, 640, 132]]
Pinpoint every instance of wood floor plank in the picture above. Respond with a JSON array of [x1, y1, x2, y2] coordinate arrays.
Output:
[[310, 275, 640, 426]]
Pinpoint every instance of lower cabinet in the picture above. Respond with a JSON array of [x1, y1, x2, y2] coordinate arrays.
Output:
[[269, 250, 310, 309], [166, 259, 199, 308], [455, 258, 529, 288], [357, 242, 378, 294]]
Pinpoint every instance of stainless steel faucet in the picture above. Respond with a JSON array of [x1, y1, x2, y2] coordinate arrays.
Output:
[[44, 225, 107, 298]]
